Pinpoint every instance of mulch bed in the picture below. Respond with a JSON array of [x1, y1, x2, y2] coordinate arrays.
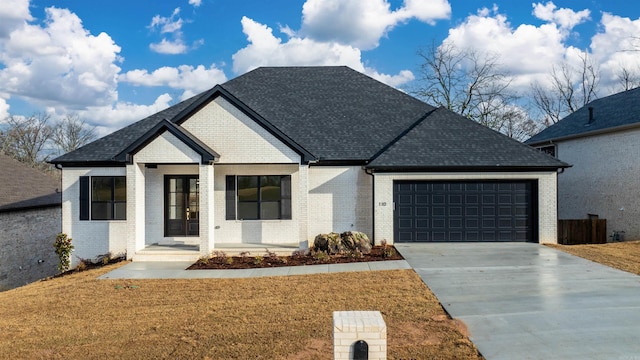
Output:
[[187, 245, 404, 270]]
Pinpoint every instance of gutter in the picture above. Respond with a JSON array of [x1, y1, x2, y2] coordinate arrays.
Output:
[[527, 121, 640, 147], [364, 167, 375, 245]]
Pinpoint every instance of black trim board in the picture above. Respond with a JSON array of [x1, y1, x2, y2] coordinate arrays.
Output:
[[115, 119, 219, 165]]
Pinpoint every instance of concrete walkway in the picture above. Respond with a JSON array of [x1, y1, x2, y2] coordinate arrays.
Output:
[[395, 242, 640, 360], [98, 259, 411, 279]]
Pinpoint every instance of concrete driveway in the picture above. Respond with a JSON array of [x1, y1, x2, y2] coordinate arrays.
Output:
[[395, 242, 640, 360]]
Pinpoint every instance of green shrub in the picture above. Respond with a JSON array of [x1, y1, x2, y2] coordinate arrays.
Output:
[[53, 233, 74, 272]]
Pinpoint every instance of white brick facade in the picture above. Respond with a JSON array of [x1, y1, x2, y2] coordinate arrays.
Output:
[[556, 128, 640, 240], [61, 93, 562, 262], [308, 166, 373, 239], [373, 172, 559, 244], [181, 97, 300, 164], [61, 167, 128, 266]]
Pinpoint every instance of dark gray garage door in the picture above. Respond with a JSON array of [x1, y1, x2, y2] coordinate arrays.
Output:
[[394, 181, 535, 242]]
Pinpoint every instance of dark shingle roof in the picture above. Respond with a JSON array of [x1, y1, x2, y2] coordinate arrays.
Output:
[[51, 66, 567, 170], [219, 66, 435, 160], [526, 87, 640, 145], [51, 92, 208, 164], [0, 154, 61, 212], [367, 107, 568, 169]]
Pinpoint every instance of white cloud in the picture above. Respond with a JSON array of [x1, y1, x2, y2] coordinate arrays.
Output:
[[300, 0, 451, 50], [120, 64, 227, 96], [441, 3, 640, 96], [590, 13, 640, 90], [0, 97, 9, 120], [149, 38, 188, 54], [532, 2, 590, 31], [441, 5, 582, 91], [80, 93, 174, 135], [367, 69, 415, 87], [188, 0, 202, 8], [232, 16, 415, 88], [0, 6, 121, 108], [149, 8, 183, 34], [0, 0, 31, 37], [148, 7, 202, 55]]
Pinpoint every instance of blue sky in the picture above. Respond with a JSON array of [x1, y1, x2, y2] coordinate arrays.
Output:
[[1, 0, 639, 135]]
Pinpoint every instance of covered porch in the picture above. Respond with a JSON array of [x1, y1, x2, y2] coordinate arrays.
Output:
[[123, 120, 306, 262]]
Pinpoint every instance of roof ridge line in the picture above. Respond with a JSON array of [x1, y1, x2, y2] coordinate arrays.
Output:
[[366, 106, 439, 165]]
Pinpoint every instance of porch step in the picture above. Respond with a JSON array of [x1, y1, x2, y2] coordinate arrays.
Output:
[[133, 250, 201, 262]]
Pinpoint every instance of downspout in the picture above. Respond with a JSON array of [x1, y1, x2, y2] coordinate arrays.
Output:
[[364, 166, 375, 245]]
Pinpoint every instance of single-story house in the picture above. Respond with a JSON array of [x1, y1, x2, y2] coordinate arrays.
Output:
[[526, 87, 640, 240], [0, 154, 61, 290], [51, 66, 568, 263]]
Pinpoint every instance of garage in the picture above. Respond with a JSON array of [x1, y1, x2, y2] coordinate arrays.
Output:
[[394, 181, 536, 242]]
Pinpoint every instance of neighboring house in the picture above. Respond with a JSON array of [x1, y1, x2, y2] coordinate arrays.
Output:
[[527, 87, 640, 241], [51, 66, 568, 264], [0, 154, 61, 291]]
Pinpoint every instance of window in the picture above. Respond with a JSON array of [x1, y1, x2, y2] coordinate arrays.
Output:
[[226, 175, 291, 220], [89, 176, 126, 220]]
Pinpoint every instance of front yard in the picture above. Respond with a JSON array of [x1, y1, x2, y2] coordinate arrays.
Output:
[[0, 264, 482, 359], [547, 240, 640, 275]]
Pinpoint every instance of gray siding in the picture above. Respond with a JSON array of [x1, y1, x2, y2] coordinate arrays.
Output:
[[0, 206, 60, 291]]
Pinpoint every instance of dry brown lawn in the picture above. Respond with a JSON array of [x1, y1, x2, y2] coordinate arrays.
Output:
[[0, 263, 482, 360], [547, 240, 640, 275]]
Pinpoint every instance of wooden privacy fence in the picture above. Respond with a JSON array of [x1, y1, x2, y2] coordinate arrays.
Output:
[[558, 219, 607, 245]]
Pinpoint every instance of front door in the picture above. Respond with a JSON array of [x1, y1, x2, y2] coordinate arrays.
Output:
[[165, 175, 199, 236]]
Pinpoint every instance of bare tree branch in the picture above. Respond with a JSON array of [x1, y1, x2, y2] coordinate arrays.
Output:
[[52, 113, 97, 154], [414, 42, 534, 139], [0, 113, 53, 167], [530, 51, 600, 125]]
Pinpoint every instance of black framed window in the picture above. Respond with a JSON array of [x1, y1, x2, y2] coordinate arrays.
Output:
[[90, 176, 126, 220], [230, 175, 291, 220]]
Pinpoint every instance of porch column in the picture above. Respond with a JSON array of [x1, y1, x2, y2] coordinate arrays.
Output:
[[126, 162, 146, 258], [298, 164, 309, 248], [199, 163, 214, 255]]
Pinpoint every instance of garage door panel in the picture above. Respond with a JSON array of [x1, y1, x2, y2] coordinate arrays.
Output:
[[398, 206, 412, 217], [432, 218, 446, 229], [394, 181, 534, 243], [466, 207, 479, 216], [465, 219, 479, 228]]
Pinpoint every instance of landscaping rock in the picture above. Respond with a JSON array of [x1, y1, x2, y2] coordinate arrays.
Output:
[[313, 233, 330, 253], [341, 231, 372, 254], [327, 232, 344, 254], [314, 231, 372, 255]]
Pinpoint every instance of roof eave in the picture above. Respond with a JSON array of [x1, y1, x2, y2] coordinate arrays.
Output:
[[115, 119, 219, 165], [527, 122, 640, 146], [365, 165, 571, 172]]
